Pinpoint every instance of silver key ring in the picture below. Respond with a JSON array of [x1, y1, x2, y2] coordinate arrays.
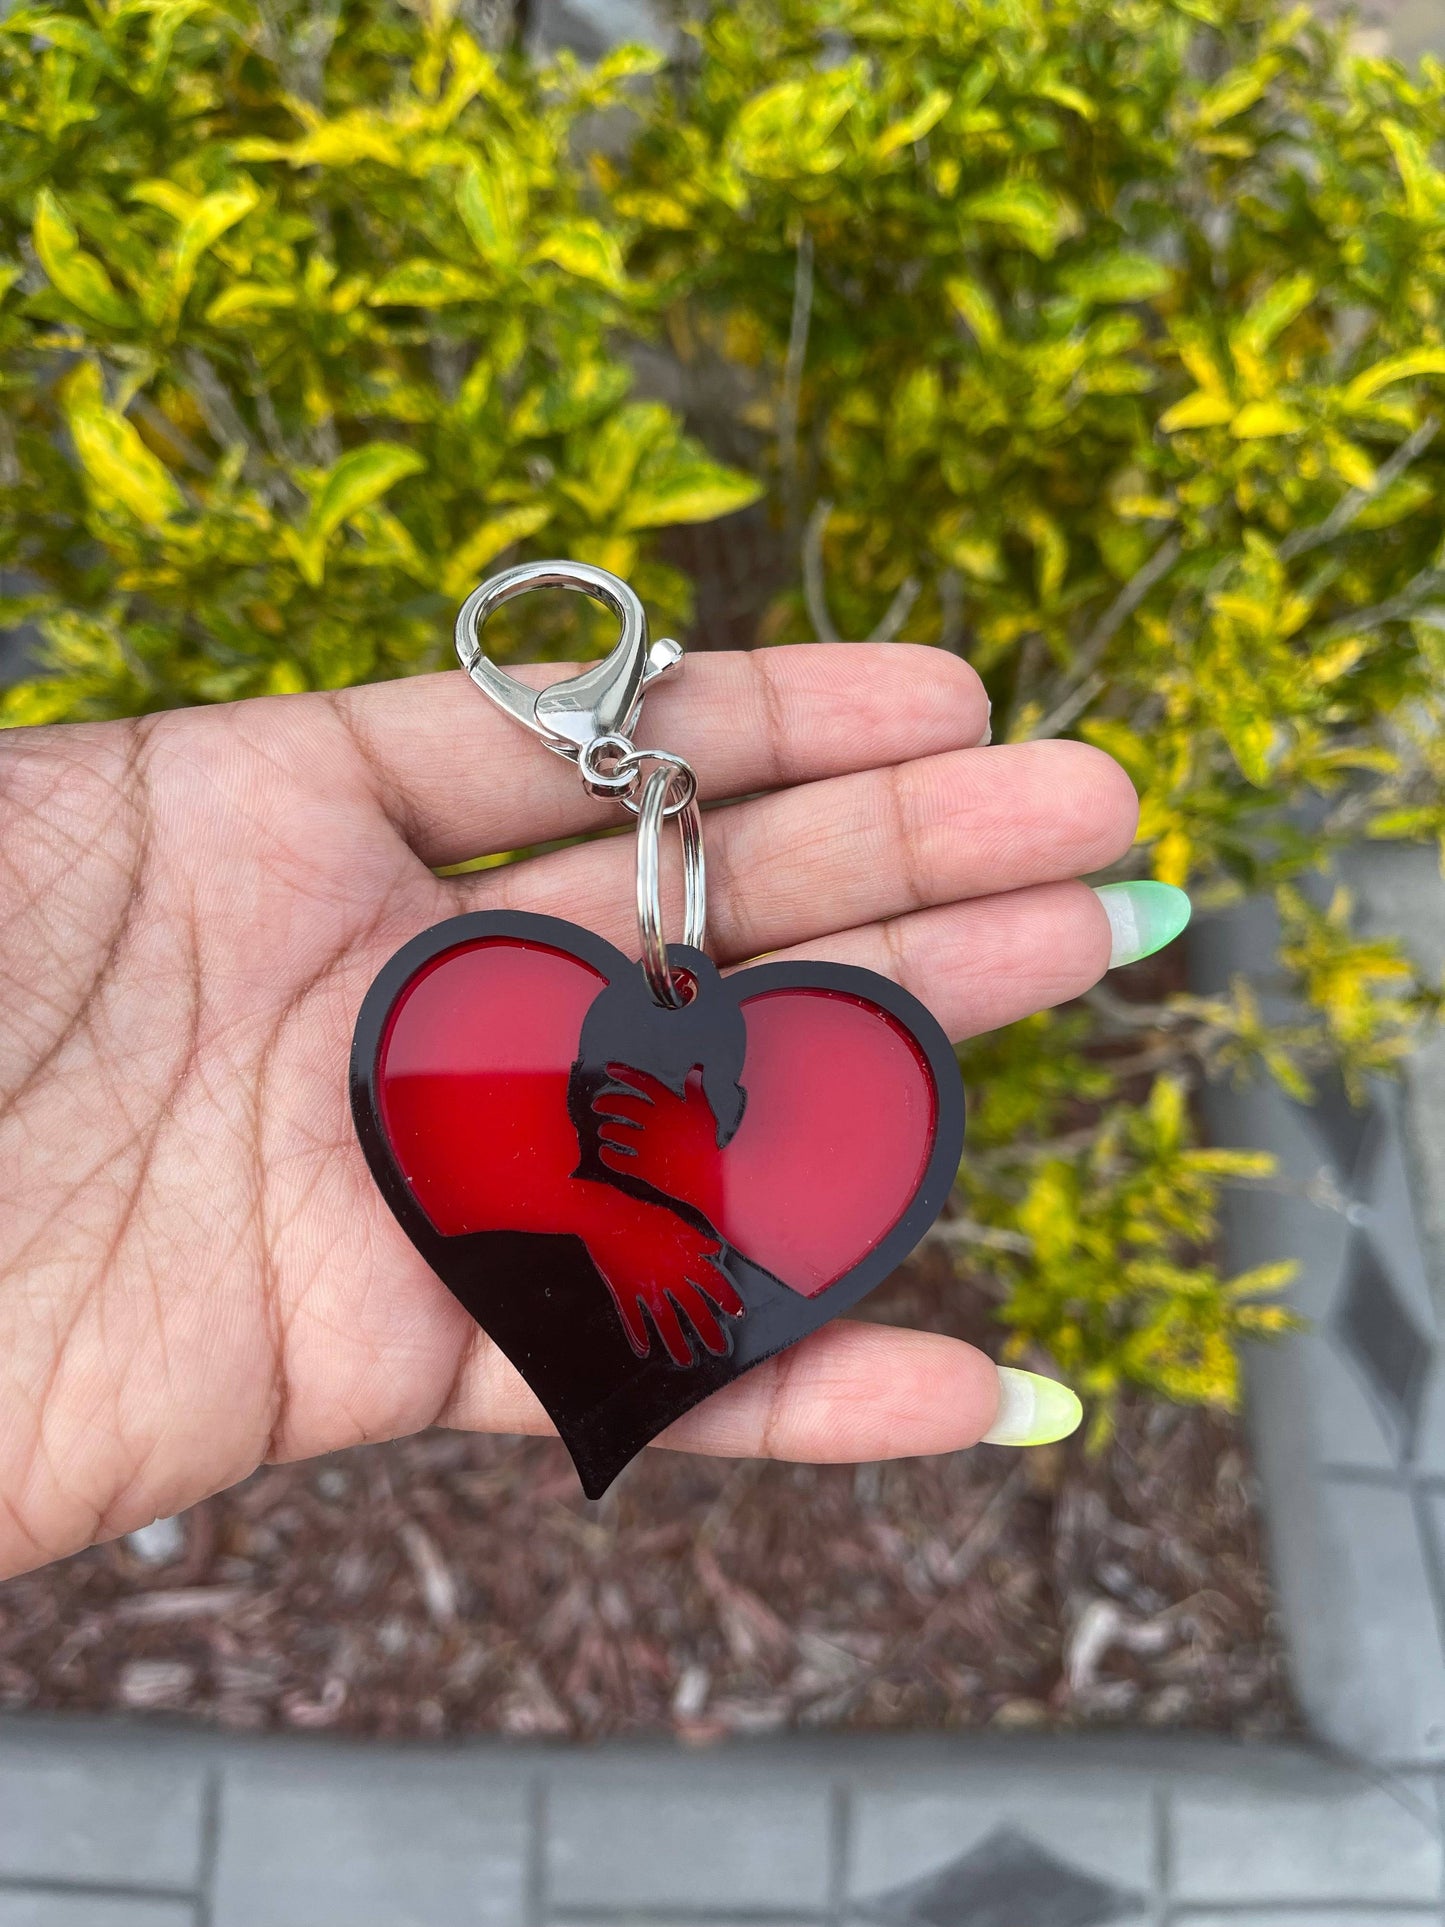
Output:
[[636, 766, 706, 1008]]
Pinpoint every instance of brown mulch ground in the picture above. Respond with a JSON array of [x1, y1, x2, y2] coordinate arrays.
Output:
[[0, 1249, 1294, 1744]]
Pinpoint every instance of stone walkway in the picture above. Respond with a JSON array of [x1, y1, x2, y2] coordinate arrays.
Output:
[[0, 1721, 1440, 1926]]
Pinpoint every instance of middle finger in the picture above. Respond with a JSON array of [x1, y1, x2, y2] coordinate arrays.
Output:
[[451, 737, 1138, 964]]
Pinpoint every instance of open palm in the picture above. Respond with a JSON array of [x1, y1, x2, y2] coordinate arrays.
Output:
[[0, 643, 1135, 1575]]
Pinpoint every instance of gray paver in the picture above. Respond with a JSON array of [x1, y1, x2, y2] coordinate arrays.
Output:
[[0, 1900, 195, 1927], [1286, 1477, 1445, 1762], [212, 1750, 530, 1927], [1171, 1774, 1442, 1903], [547, 1762, 832, 1911], [847, 1771, 1155, 1895], [1177, 1916, 1440, 1927], [0, 1736, 205, 1889]]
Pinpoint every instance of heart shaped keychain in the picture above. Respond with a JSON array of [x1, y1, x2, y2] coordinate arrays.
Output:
[[351, 562, 965, 1497]]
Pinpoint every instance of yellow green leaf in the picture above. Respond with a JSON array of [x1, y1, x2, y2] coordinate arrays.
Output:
[[1232, 272, 1314, 356], [619, 458, 763, 531], [730, 67, 862, 179], [205, 282, 298, 323], [441, 503, 552, 597], [457, 149, 527, 268], [32, 189, 136, 329], [368, 260, 489, 306], [290, 443, 427, 587], [1160, 390, 1235, 431], [1343, 351, 1445, 410], [61, 360, 184, 527], [1060, 252, 1171, 304], [529, 220, 625, 290], [1195, 57, 1280, 130], [961, 180, 1077, 259], [1230, 399, 1304, 437], [161, 181, 259, 319], [873, 87, 951, 159], [945, 275, 1001, 348]]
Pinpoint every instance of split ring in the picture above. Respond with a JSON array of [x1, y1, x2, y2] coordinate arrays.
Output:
[[635, 765, 706, 1008]]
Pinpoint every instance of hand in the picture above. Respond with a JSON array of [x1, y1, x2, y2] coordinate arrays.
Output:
[[0, 644, 1136, 1574], [591, 1063, 726, 1212], [581, 1190, 744, 1365]]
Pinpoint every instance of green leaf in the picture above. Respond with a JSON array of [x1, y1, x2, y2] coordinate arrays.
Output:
[[729, 66, 862, 178], [1194, 57, 1280, 129], [368, 260, 490, 306], [873, 87, 951, 159], [205, 282, 298, 323], [457, 150, 527, 269], [619, 457, 763, 530], [441, 503, 552, 597], [960, 181, 1076, 258], [289, 443, 427, 587], [162, 181, 259, 318], [1059, 252, 1171, 304], [61, 361, 184, 526], [1232, 272, 1314, 356], [32, 189, 136, 329], [1231, 399, 1305, 437], [1159, 390, 1235, 431], [945, 274, 1001, 348], [1343, 351, 1445, 410], [529, 220, 625, 290]]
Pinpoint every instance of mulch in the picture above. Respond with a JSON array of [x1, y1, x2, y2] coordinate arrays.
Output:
[[0, 1247, 1294, 1743]]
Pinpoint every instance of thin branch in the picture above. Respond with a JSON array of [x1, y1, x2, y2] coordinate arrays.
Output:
[[1031, 670, 1105, 742], [778, 227, 814, 542], [1313, 565, 1445, 648], [866, 575, 920, 643], [938, 566, 966, 652], [1029, 534, 1181, 739], [1280, 416, 1439, 562], [928, 1215, 1032, 1255], [802, 497, 840, 643]]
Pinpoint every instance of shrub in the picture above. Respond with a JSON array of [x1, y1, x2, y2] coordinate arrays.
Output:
[[3, 0, 1442, 1420], [0, 0, 758, 715], [616, 0, 1445, 1412]]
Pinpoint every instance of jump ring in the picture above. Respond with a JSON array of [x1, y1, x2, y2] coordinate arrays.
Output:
[[615, 747, 698, 818], [578, 732, 639, 801], [636, 766, 707, 1008]]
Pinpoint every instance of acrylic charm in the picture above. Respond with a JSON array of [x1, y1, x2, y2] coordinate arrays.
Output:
[[350, 563, 966, 1497]]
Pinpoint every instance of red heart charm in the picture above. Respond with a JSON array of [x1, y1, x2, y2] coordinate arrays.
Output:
[[351, 911, 964, 1496]]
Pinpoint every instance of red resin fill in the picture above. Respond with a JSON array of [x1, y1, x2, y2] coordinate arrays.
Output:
[[376, 936, 938, 1327]]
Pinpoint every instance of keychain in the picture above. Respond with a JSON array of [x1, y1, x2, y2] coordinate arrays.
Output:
[[350, 562, 966, 1497]]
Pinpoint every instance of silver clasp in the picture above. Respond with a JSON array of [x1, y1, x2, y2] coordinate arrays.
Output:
[[454, 559, 682, 767]]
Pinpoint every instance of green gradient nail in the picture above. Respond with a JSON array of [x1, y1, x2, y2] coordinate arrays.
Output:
[[1093, 880, 1192, 969], [982, 1368, 1084, 1447]]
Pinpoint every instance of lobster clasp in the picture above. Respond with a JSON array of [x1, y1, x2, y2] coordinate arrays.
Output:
[[454, 560, 683, 765]]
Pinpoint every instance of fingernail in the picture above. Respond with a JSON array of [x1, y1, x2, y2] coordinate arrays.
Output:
[[982, 1367, 1083, 1447], [1093, 880, 1192, 968]]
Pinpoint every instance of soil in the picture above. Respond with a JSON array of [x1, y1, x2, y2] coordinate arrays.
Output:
[[0, 1248, 1293, 1743]]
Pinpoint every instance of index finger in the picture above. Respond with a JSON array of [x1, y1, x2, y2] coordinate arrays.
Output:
[[326, 642, 990, 867]]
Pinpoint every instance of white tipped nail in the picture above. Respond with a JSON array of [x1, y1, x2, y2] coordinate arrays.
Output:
[[982, 1367, 1084, 1446]]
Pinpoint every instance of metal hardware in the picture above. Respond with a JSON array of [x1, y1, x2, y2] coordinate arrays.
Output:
[[454, 561, 682, 767], [635, 766, 706, 1009], [455, 559, 706, 1006]]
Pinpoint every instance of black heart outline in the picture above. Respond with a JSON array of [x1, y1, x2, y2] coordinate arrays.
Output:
[[350, 909, 966, 1497]]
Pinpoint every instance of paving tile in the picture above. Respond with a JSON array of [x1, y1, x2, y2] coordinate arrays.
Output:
[[0, 1737, 205, 1889], [1171, 1773, 1441, 1902], [1275, 1478, 1445, 1763], [546, 1762, 831, 1911], [847, 1771, 1154, 1896], [0, 1899, 195, 1927], [212, 1750, 530, 1927], [1177, 1917, 1439, 1927]]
